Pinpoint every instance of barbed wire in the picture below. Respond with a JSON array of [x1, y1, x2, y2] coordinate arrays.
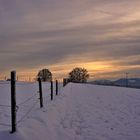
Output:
[[16, 82, 37, 86], [17, 93, 38, 106], [0, 82, 10, 85], [0, 104, 11, 108], [17, 99, 39, 125], [44, 94, 51, 99], [0, 123, 11, 127], [0, 81, 61, 130], [43, 88, 51, 99]]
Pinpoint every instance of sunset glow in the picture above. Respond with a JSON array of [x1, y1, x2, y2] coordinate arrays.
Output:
[[0, 0, 140, 81]]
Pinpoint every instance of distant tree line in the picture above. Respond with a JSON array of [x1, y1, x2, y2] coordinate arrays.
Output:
[[37, 67, 89, 83]]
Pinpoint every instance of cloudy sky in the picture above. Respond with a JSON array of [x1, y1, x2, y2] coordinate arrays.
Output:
[[0, 0, 140, 80]]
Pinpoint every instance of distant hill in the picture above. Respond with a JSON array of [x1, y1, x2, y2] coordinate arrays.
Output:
[[89, 79, 114, 85], [89, 78, 140, 88], [114, 78, 140, 87]]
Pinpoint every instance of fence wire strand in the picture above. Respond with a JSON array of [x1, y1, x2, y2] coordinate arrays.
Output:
[[0, 123, 11, 127], [0, 80, 61, 130], [17, 93, 38, 106], [0, 82, 10, 85], [0, 105, 11, 108], [17, 99, 39, 124], [16, 82, 37, 86]]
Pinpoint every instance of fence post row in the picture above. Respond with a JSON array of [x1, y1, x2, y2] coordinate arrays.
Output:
[[11, 71, 16, 133], [51, 81, 53, 100], [56, 80, 58, 95], [38, 78, 43, 108], [10, 73, 59, 133]]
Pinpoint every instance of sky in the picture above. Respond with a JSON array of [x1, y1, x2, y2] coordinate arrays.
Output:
[[0, 0, 140, 80]]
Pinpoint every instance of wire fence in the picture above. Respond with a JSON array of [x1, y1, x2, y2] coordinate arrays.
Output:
[[0, 105, 11, 108], [0, 76, 63, 132], [17, 93, 38, 107], [0, 81, 11, 128], [0, 82, 10, 85], [0, 123, 11, 127], [0, 107, 11, 127], [17, 99, 39, 125]]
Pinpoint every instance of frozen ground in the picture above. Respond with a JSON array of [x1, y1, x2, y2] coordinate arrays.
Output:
[[0, 81, 140, 140]]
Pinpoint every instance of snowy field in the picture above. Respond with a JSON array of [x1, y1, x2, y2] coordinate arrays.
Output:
[[0, 81, 140, 140]]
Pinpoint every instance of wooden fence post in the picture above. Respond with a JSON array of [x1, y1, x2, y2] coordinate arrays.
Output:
[[51, 81, 53, 100], [56, 80, 58, 95], [11, 71, 16, 133], [63, 78, 70, 87], [63, 78, 66, 87], [38, 78, 43, 108]]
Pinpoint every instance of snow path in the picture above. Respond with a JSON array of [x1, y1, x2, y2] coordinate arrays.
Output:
[[55, 83, 140, 140]]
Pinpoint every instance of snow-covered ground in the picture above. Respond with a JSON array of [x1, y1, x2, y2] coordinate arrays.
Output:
[[0, 82, 140, 140]]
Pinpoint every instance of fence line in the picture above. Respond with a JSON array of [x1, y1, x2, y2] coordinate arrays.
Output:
[[16, 81, 37, 85], [43, 89, 51, 99], [0, 123, 11, 127], [17, 93, 38, 106], [0, 105, 11, 108], [17, 100, 39, 125], [0, 71, 62, 133], [0, 82, 10, 85]]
